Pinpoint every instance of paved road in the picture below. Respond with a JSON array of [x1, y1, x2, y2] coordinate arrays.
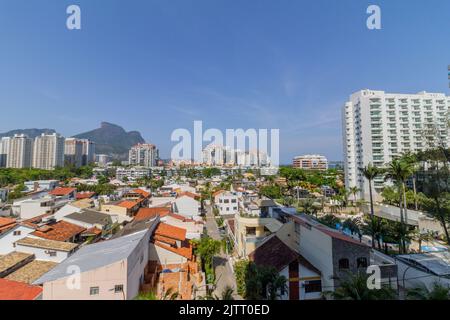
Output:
[[204, 204, 241, 299]]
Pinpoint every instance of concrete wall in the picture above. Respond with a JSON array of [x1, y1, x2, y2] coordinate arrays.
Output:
[[0, 225, 35, 255], [148, 243, 187, 265], [15, 244, 71, 263]]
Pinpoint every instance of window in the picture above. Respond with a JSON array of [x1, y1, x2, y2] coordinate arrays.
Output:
[[338, 258, 349, 270], [90, 287, 99, 295], [304, 280, 322, 293], [114, 285, 124, 293], [48, 251, 57, 257], [246, 227, 256, 236], [231, 199, 237, 203], [13, 230, 21, 236], [357, 257, 368, 268]]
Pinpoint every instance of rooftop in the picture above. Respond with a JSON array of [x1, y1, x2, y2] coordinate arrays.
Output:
[[64, 210, 112, 226], [5, 260, 58, 284], [31, 220, 86, 242], [0, 278, 42, 300], [397, 252, 450, 277], [135, 207, 171, 222], [0, 252, 34, 275], [16, 237, 79, 252], [155, 222, 186, 241], [49, 187, 76, 196]]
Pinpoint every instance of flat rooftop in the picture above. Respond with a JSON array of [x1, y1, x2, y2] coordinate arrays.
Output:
[[398, 251, 450, 277]]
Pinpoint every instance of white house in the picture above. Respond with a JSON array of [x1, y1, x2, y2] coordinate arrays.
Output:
[[214, 191, 239, 216], [15, 237, 79, 263], [0, 224, 35, 255], [172, 195, 200, 219], [12, 197, 66, 220], [24, 180, 59, 193], [160, 213, 204, 240]]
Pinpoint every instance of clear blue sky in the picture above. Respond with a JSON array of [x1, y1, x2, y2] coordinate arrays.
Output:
[[0, 0, 449, 163]]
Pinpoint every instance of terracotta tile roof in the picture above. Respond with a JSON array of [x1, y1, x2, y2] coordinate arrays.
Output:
[[213, 190, 226, 197], [135, 207, 171, 222], [75, 191, 96, 200], [129, 188, 151, 198], [0, 252, 34, 275], [31, 220, 85, 242], [167, 212, 195, 222], [248, 236, 300, 272], [155, 241, 193, 260], [0, 217, 16, 233], [49, 187, 76, 196], [117, 200, 140, 209], [81, 227, 102, 236], [21, 213, 53, 229], [154, 234, 177, 246], [155, 222, 186, 241], [0, 278, 42, 300]]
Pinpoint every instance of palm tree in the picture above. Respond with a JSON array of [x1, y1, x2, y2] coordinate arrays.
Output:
[[360, 163, 381, 248], [361, 215, 387, 250], [326, 271, 397, 300], [349, 186, 360, 206], [407, 283, 450, 300]]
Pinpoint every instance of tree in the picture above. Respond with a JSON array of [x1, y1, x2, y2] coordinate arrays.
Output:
[[407, 283, 450, 300], [192, 236, 221, 283], [327, 271, 397, 300], [360, 163, 381, 248], [349, 186, 360, 206], [361, 215, 387, 250]]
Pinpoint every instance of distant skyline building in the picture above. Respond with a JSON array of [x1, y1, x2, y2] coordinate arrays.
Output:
[[128, 143, 158, 167], [342, 89, 450, 200], [0, 137, 11, 167], [202, 144, 270, 167], [6, 134, 33, 169], [64, 138, 84, 168], [292, 154, 328, 170], [80, 139, 96, 166], [32, 133, 65, 170]]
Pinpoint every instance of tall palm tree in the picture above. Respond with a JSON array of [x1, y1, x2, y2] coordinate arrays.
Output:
[[360, 163, 381, 248], [385, 159, 416, 231], [349, 186, 360, 206]]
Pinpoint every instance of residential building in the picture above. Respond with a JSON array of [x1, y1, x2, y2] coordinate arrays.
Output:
[[30, 220, 86, 243], [116, 167, 151, 182], [0, 136, 10, 167], [24, 180, 59, 193], [293, 154, 328, 170], [64, 138, 84, 168], [343, 90, 450, 200], [100, 199, 144, 223], [214, 190, 239, 216], [34, 227, 156, 300], [62, 210, 113, 231], [32, 133, 65, 170], [129, 143, 158, 167], [0, 251, 34, 278], [14, 237, 79, 263], [96, 154, 110, 166], [48, 187, 77, 200], [248, 235, 322, 300], [80, 139, 96, 166], [172, 193, 201, 219], [0, 224, 35, 255], [5, 260, 57, 285], [6, 134, 33, 168], [12, 197, 65, 220]]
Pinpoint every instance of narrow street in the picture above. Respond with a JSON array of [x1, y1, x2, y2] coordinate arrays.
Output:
[[204, 203, 241, 299]]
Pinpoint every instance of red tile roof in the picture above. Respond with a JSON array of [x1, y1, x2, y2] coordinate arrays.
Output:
[[135, 207, 171, 222], [117, 200, 140, 209], [76, 192, 96, 200], [155, 241, 193, 260], [129, 189, 151, 198], [82, 227, 102, 236], [155, 222, 186, 241], [178, 191, 200, 200], [0, 217, 16, 233], [49, 187, 76, 196], [31, 220, 85, 242], [0, 278, 42, 300], [213, 190, 226, 197]]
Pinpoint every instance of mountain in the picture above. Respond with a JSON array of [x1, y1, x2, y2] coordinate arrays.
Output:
[[73, 122, 145, 159], [0, 128, 56, 139]]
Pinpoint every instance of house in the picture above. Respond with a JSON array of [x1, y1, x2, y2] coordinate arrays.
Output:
[[15, 237, 79, 263], [24, 180, 59, 193], [75, 191, 96, 200], [0, 224, 36, 255], [0, 251, 34, 278], [214, 191, 239, 216], [123, 188, 151, 205], [134, 207, 172, 222], [172, 194, 201, 219], [62, 210, 113, 231], [5, 260, 57, 284], [31, 220, 86, 243], [160, 213, 204, 240], [248, 235, 322, 300], [34, 228, 155, 300], [0, 278, 43, 300], [288, 213, 371, 291], [12, 197, 65, 220], [48, 187, 77, 200], [149, 223, 193, 265], [53, 203, 84, 221], [100, 199, 143, 223]]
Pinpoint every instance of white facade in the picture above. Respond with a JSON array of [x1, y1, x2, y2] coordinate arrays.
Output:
[[0, 137, 10, 167], [24, 180, 59, 192], [214, 191, 239, 216], [80, 139, 96, 165], [172, 196, 200, 218], [343, 90, 450, 200], [0, 225, 35, 255], [116, 167, 151, 181], [128, 144, 158, 167], [6, 134, 33, 168], [12, 197, 64, 220], [15, 241, 73, 263], [32, 133, 65, 170], [293, 154, 328, 170]]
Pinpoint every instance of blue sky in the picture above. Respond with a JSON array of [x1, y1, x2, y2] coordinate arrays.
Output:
[[0, 0, 449, 163]]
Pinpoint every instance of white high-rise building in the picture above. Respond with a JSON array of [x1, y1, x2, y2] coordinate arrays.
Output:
[[293, 154, 328, 170], [342, 89, 450, 200], [32, 133, 65, 170], [64, 138, 84, 168], [6, 134, 33, 168], [80, 139, 96, 166], [0, 137, 11, 167], [128, 143, 158, 167], [202, 144, 225, 165]]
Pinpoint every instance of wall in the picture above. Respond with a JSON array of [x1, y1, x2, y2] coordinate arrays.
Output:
[[148, 243, 187, 265], [173, 196, 200, 217], [0, 225, 35, 255], [15, 244, 70, 263]]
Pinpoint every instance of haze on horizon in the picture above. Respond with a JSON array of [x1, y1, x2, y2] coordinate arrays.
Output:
[[0, 0, 449, 163]]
